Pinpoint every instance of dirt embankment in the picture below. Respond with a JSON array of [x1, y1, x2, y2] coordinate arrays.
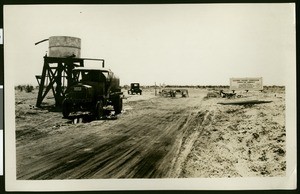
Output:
[[15, 88, 286, 179]]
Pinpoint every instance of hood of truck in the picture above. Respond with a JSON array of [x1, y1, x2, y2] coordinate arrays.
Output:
[[72, 84, 92, 90], [66, 84, 94, 101]]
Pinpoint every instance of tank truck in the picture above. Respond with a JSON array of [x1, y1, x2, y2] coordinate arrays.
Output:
[[62, 67, 123, 119]]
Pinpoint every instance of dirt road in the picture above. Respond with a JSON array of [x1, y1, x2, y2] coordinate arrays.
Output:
[[15, 88, 286, 179], [16, 89, 208, 179]]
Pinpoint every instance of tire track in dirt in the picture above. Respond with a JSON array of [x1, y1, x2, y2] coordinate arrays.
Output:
[[27, 135, 130, 179], [18, 96, 203, 179], [87, 103, 192, 178], [168, 110, 215, 177]]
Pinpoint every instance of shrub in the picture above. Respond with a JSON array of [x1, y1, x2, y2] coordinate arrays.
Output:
[[25, 85, 34, 93]]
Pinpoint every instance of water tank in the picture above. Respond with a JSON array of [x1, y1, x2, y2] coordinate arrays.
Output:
[[48, 36, 81, 58], [108, 70, 121, 92]]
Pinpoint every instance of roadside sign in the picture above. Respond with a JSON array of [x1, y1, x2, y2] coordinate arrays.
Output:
[[230, 77, 263, 91]]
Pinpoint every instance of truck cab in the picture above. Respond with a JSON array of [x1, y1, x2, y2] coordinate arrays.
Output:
[[62, 67, 123, 119]]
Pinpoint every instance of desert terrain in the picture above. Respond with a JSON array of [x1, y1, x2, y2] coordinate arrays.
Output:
[[15, 87, 286, 179]]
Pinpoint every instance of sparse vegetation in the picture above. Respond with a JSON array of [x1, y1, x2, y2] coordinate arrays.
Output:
[[15, 84, 35, 93]]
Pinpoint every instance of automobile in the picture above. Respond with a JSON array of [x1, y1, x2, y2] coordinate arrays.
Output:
[[128, 83, 142, 95]]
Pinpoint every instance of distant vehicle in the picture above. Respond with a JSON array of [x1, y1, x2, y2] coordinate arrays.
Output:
[[220, 90, 237, 99], [128, 83, 142, 95], [62, 67, 123, 119], [160, 89, 189, 97], [179, 89, 189, 97], [161, 89, 176, 97]]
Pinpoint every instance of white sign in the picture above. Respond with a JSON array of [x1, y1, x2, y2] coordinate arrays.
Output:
[[230, 77, 263, 91]]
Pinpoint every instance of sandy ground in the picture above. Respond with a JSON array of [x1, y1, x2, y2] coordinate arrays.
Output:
[[15, 87, 286, 179]]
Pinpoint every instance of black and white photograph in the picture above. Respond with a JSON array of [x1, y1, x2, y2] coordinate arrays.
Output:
[[4, 3, 296, 191]]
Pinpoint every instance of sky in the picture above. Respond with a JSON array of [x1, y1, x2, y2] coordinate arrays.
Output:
[[4, 4, 296, 86]]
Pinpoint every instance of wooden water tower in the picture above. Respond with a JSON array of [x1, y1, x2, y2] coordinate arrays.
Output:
[[35, 36, 104, 107]]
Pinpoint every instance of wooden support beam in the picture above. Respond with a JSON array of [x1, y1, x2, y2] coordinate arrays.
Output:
[[36, 61, 49, 107], [36, 56, 99, 107]]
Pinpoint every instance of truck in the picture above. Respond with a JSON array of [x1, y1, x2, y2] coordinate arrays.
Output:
[[127, 83, 142, 95], [62, 67, 123, 119]]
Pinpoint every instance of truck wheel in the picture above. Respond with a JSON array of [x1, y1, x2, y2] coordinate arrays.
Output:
[[139, 91, 142, 95], [95, 101, 104, 120], [113, 96, 123, 115], [62, 99, 70, 118]]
